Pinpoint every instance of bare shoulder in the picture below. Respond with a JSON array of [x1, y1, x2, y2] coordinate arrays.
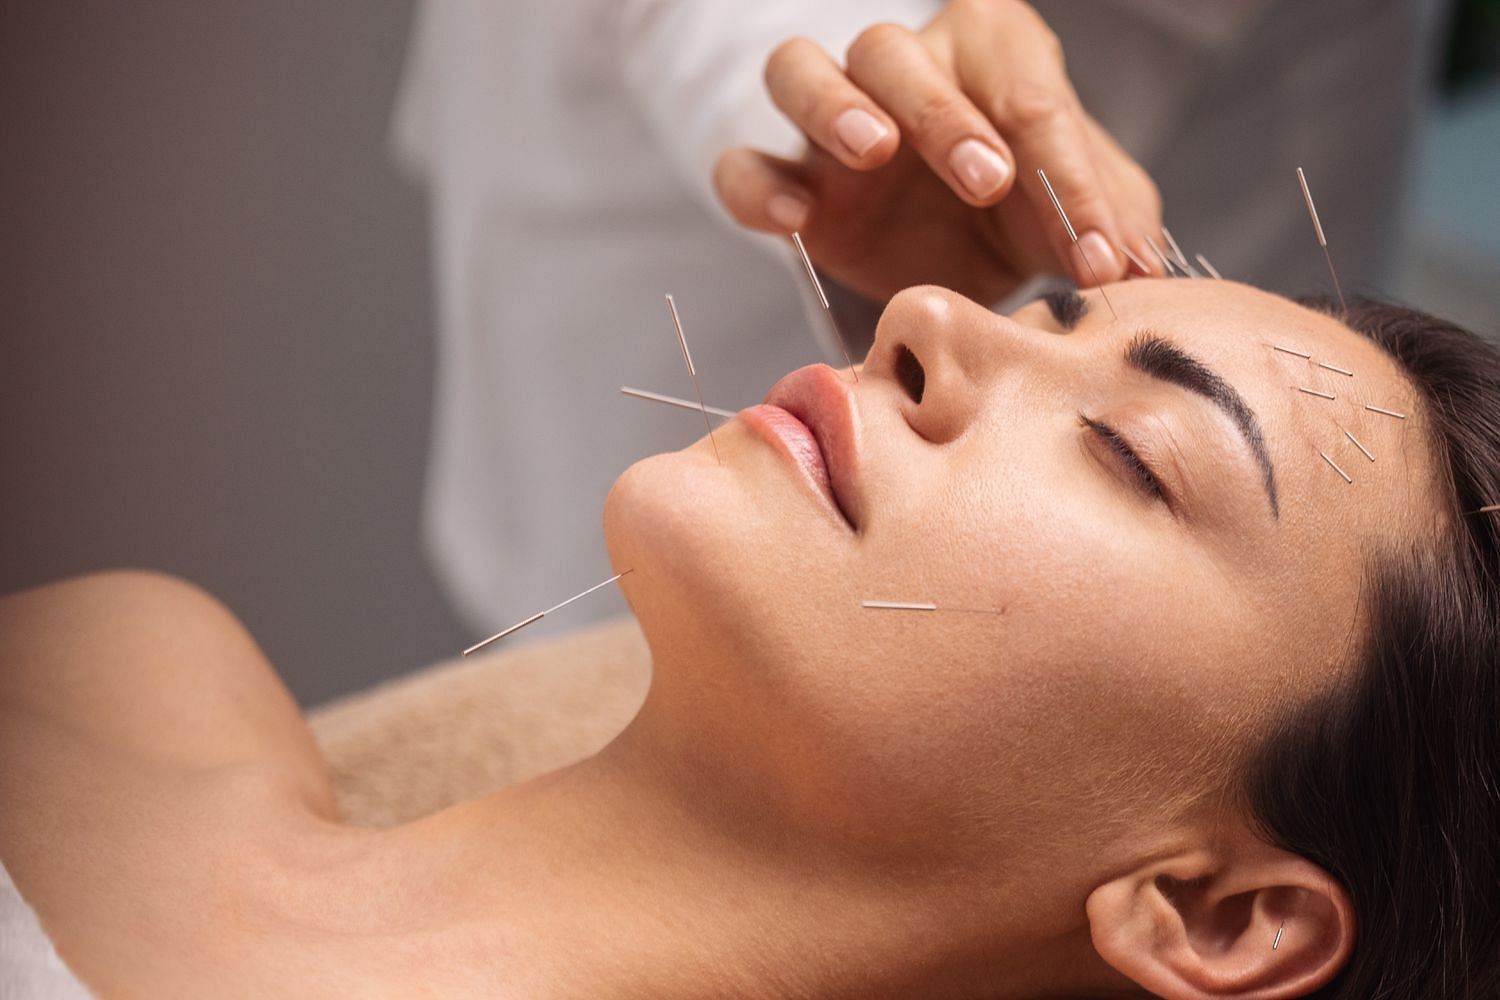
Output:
[[0, 570, 337, 832]]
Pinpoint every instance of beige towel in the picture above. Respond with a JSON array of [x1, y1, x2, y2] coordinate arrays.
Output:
[[309, 617, 651, 828]]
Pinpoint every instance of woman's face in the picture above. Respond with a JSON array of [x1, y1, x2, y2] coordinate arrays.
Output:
[[604, 279, 1432, 877]]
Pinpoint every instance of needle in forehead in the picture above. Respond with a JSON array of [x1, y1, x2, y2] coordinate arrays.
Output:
[[665, 294, 722, 465], [1161, 227, 1199, 277], [791, 232, 859, 382], [1145, 234, 1183, 276], [1296, 167, 1348, 314], [1036, 168, 1118, 320], [1119, 243, 1152, 276]]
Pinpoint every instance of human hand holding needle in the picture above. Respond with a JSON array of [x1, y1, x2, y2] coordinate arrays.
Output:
[[713, 0, 1165, 303]]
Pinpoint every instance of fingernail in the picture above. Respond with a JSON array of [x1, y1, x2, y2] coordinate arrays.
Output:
[[1071, 230, 1120, 284], [949, 139, 1010, 200], [767, 192, 811, 232], [833, 108, 889, 157]]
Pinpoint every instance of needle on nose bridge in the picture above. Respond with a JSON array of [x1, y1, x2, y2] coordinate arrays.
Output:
[[1036, 168, 1118, 321]]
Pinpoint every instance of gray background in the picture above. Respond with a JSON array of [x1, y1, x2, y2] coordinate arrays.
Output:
[[0, 2, 464, 706], [3, 3, 1497, 707]]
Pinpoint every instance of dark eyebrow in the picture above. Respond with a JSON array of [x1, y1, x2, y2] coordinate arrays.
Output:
[[1124, 332, 1280, 518], [1041, 289, 1087, 331]]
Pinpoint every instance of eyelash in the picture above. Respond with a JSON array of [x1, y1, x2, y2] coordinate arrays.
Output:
[[1079, 416, 1167, 502]]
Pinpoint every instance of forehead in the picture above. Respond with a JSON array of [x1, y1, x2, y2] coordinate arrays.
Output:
[[1073, 278, 1437, 578]]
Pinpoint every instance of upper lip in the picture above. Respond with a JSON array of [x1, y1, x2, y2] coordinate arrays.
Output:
[[762, 364, 864, 530]]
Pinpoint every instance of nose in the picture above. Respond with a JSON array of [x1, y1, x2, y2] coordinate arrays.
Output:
[[864, 285, 1054, 444]]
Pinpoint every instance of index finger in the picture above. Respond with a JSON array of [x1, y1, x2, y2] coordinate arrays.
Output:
[[960, 52, 1126, 285]]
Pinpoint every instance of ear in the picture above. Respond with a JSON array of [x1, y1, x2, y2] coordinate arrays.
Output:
[[1084, 839, 1356, 999]]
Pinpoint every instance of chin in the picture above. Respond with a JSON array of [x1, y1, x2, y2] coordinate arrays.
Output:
[[604, 448, 750, 652], [603, 439, 842, 671]]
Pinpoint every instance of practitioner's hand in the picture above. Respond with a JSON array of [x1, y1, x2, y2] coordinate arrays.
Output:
[[713, 0, 1165, 304]]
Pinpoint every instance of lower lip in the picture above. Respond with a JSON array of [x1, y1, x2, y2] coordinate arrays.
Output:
[[738, 403, 845, 524]]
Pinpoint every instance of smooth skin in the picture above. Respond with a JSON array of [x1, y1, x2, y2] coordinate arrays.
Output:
[[0, 279, 1438, 998], [714, 0, 1166, 304]]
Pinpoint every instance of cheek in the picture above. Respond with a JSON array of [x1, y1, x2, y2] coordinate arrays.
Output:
[[822, 449, 1257, 825]]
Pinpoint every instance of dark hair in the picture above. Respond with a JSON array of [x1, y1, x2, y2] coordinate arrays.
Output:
[[1243, 299, 1500, 998]]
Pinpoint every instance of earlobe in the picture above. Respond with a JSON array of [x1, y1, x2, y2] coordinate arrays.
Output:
[[1085, 845, 1356, 999]]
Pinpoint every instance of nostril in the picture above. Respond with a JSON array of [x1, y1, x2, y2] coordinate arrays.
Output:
[[894, 344, 925, 403]]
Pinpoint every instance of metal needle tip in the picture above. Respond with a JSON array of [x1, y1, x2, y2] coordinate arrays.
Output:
[[665, 294, 722, 465], [1296, 386, 1337, 400], [1194, 253, 1224, 280], [1343, 428, 1376, 462], [464, 570, 633, 656], [1037, 169, 1118, 320], [1120, 244, 1152, 276], [621, 386, 736, 420], [1478, 505, 1500, 514], [1319, 450, 1353, 484], [1273, 922, 1285, 950], [1296, 167, 1348, 314], [791, 232, 859, 382], [1365, 404, 1408, 420], [1317, 362, 1355, 377], [1144, 235, 1180, 276], [1273, 344, 1313, 359], [862, 599, 1004, 615], [1162, 227, 1197, 276]]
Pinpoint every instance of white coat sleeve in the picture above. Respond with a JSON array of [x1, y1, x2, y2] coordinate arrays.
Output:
[[612, 0, 944, 225]]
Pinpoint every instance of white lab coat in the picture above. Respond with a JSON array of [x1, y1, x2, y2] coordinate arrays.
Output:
[[393, 0, 1444, 636]]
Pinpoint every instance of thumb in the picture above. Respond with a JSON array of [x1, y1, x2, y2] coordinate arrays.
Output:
[[713, 147, 817, 235]]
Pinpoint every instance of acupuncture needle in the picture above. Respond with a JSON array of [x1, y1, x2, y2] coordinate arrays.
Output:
[[621, 386, 736, 420], [1296, 167, 1348, 314], [1145, 235, 1182, 276], [1162, 227, 1199, 276], [791, 232, 859, 382], [1194, 254, 1224, 280], [464, 570, 633, 656], [1037, 168, 1118, 320], [1119, 243, 1153, 276], [861, 600, 1004, 615], [665, 293, 722, 465]]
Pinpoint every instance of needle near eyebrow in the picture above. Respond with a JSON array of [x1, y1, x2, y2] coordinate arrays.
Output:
[[1037, 168, 1118, 320]]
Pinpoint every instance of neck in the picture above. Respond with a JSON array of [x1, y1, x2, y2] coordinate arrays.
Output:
[[323, 698, 1113, 999]]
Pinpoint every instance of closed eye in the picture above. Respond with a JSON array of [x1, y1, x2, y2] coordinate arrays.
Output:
[[1080, 415, 1167, 503]]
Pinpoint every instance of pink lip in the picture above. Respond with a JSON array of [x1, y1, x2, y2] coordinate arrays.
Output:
[[739, 364, 862, 530]]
